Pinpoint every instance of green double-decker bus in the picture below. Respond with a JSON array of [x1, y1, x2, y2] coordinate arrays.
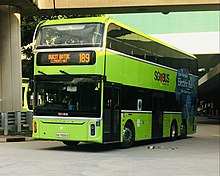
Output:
[[32, 17, 198, 148]]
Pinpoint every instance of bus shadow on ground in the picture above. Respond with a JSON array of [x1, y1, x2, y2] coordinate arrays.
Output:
[[133, 137, 193, 150], [42, 142, 120, 153], [41, 137, 192, 153]]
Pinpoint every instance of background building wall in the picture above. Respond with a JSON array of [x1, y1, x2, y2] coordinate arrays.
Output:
[[109, 11, 220, 55]]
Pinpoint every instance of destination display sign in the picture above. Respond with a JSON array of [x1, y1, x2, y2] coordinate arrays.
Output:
[[37, 51, 96, 66]]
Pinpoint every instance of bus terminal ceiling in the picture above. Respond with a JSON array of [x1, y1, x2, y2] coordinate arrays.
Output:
[[0, 0, 220, 15]]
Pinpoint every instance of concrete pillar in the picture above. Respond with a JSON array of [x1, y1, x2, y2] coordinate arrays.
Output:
[[15, 111, 22, 132], [0, 5, 22, 112]]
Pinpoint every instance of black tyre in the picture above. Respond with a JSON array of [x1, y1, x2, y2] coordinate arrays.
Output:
[[62, 141, 79, 147], [170, 121, 177, 141], [120, 122, 135, 148], [180, 121, 187, 138]]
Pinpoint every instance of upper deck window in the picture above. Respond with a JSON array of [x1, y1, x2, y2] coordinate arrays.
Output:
[[36, 23, 104, 48], [106, 23, 197, 75]]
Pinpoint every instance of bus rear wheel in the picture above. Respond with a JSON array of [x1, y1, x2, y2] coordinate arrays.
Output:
[[180, 121, 187, 138], [121, 122, 135, 148], [62, 141, 79, 147], [170, 121, 177, 141]]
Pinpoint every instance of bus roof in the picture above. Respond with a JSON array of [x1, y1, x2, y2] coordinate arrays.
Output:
[[41, 16, 108, 26], [40, 16, 196, 60]]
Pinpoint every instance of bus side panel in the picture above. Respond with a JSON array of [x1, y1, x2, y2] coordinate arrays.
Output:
[[163, 113, 171, 138], [121, 113, 152, 142], [123, 58, 139, 87], [150, 65, 176, 92], [106, 51, 177, 93], [163, 113, 182, 138], [105, 51, 124, 83], [138, 62, 152, 88]]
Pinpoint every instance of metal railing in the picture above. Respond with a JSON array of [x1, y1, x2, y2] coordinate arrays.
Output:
[[0, 111, 32, 135]]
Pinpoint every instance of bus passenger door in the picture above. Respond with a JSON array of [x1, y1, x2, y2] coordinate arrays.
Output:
[[152, 92, 164, 139], [103, 84, 121, 143]]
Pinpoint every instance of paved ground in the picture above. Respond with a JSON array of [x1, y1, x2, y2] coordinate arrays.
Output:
[[0, 117, 219, 176]]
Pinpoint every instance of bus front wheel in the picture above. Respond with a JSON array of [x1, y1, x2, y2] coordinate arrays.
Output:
[[62, 141, 79, 147], [121, 122, 135, 148]]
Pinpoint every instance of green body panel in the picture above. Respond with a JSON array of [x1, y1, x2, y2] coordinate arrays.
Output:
[[106, 50, 176, 92], [151, 65, 176, 92], [163, 113, 182, 137], [123, 57, 139, 87], [121, 112, 152, 142], [163, 113, 171, 138], [120, 112, 190, 141], [33, 118, 103, 143]]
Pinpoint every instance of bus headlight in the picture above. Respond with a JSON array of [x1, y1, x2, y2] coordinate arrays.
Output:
[[90, 124, 96, 136]]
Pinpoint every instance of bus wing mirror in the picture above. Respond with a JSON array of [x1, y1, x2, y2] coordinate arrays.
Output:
[[67, 86, 77, 92], [29, 80, 34, 91]]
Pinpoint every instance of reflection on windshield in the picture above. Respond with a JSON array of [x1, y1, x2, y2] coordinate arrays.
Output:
[[36, 23, 104, 48], [34, 77, 101, 117]]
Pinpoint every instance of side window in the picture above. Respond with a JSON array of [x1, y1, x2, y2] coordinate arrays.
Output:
[[138, 35, 157, 61], [122, 86, 137, 110], [107, 23, 140, 57], [123, 29, 139, 56], [107, 23, 197, 75], [138, 89, 152, 111], [107, 23, 124, 52], [190, 59, 198, 75], [122, 86, 152, 111], [164, 92, 181, 111]]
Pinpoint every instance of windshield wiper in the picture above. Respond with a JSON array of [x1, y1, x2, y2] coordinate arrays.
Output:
[[60, 70, 70, 76], [38, 71, 47, 75]]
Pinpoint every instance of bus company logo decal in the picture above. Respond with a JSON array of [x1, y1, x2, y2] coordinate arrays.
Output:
[[154, 71, 170, 85]]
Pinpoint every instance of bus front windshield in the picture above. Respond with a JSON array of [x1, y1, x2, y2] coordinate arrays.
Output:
[[36, 23, 104, 48], [34, 76, 101, 117]]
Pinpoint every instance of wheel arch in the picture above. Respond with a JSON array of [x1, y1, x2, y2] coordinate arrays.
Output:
[[171, 119, 178, 129], [125, 119, 135, 137], [120, 119, 136, 148]]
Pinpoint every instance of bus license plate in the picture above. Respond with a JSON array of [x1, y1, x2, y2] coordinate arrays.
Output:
[[56, 133, 69, 138]]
